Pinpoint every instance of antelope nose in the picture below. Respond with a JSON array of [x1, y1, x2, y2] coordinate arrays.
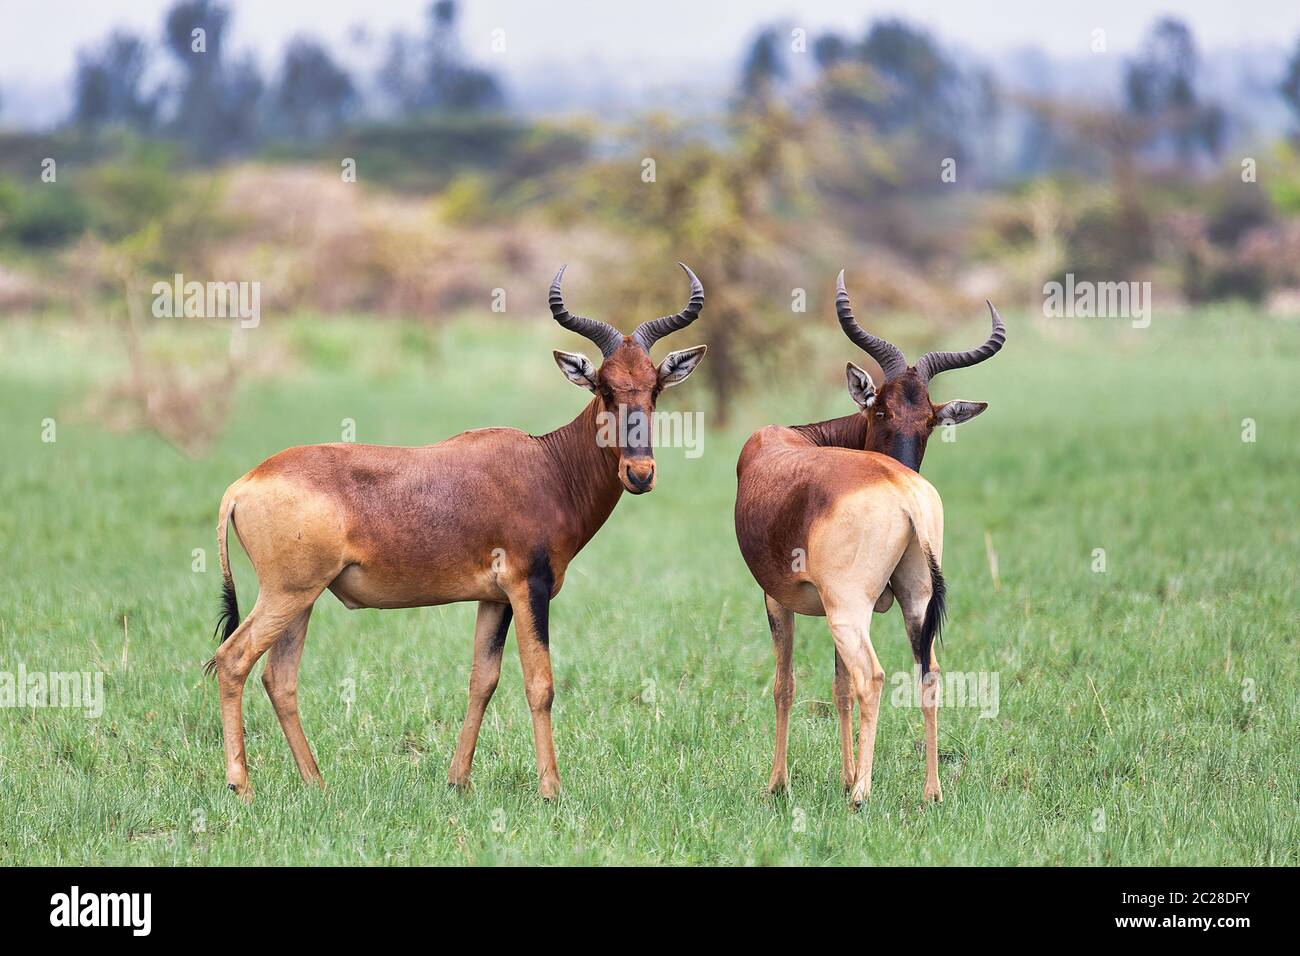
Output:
[[626, 462, 655, 493]]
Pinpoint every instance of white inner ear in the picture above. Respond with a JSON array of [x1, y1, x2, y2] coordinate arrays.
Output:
[[657, 345, 707, 387], [846, 363, 876, 409], [553, 350, 598, 392], [936, 400, 986, 425]]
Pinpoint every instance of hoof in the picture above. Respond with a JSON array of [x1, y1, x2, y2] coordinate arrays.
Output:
[[227, 781, 253, 803], [849, 782, 870, 809]]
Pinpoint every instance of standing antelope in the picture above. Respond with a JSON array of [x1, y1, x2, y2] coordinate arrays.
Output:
[[735, 272, 1004, 806], [209, 264, 707, 800]]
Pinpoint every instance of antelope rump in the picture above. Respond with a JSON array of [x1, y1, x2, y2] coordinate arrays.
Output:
[[735, 272, 1005, 806], [208, 265, 707, 800]]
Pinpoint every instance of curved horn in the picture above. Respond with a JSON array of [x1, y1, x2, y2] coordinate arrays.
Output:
[[550, 266, 624, 358], [836, 270, 908, 381], [631, 262, 704, 352], [914, 300, 1006, 383]]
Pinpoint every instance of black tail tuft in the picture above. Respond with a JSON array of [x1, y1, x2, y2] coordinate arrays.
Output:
[[918, 551, 946, 678], [204, 578, 240, 677]]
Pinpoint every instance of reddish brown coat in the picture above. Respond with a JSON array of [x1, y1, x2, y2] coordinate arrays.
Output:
[[208, 270, 707, 801]]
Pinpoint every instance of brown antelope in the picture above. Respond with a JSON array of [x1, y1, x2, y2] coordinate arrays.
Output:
[[209, 264, 707, 800], [735, 271, 1004, 807]]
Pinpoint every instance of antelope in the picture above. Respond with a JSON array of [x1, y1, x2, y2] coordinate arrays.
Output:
[[735, 272, 1004, 807], [208, 264, 707, 800]]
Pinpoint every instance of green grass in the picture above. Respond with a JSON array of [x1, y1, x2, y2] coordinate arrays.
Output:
[[0, 307, 1296, 865]]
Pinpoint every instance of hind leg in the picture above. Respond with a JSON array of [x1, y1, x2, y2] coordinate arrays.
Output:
[[893, 540, 942, 803], [261, 604, 324, 787], [215, 591, 317, 799], [823, 596, 886, 809], [765, 594, 795, 794], [448, 601, 513, 789]]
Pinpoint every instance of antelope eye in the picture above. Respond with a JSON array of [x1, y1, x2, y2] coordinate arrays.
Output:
[[874, 411, 885, 418]]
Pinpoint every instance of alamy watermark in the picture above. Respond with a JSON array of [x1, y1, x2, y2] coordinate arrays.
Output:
[[1043, 273, 1151, 329], [889, 669, 1000, 718], [595, 405, 705, 458], [152, 273, 260, 328], [50, 886, 150, 936], [0, 663, 104, 718]]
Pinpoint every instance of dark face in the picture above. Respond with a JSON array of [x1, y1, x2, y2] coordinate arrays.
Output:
[[554, 340, 708, 495], [865, 372, 936, 471], [846, 364, 989, 472]]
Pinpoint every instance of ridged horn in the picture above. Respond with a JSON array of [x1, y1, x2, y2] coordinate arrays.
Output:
[[914, 300, 1006, 383], [631, 262, 704, 352], [549, 266, 624, 358], [836, 270, 908, 381]]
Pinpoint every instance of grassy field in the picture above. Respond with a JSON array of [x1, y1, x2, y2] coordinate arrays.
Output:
[[0, 306, 1296, 865]]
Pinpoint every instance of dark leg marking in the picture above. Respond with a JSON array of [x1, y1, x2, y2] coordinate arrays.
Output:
[[488, 603, 513, 655], [526, 548, 554, 647]]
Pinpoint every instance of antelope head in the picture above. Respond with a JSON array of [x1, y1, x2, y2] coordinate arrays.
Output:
[[550, 263, 708, 494], [835, 270, 1005, 471]]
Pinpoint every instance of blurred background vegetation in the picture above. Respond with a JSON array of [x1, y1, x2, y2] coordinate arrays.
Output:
[[3, 1, 1300, 442]]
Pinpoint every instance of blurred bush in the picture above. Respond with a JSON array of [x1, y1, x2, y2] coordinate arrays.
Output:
[[0, 176, 91, 248]]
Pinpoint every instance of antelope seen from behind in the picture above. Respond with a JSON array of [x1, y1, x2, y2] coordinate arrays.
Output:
[[209, 264, 707, 800], [735, 272, 1005, 806]]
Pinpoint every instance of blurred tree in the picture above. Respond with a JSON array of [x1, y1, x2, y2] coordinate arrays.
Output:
[[1017, 96, 1154, 279], [1280, 36, 1300, 142], [425, 0, 503, 111], [377, 0, 503, 115], [692, 106, 810, 422], [218, 52, 265, 154], [1125, 19, 1196, 117], [72, 31, 159, 132], [1124, 17, 1223, 164], [811, 33, 850, 70], [739, 28, 785, 105], [859, 19, 963, 136], [377, 32, 422, 114], [163, 0, 228, 155], [576, 101, 812, 423], [275, 37, 357, 141], [162, 0, 263, 161], [807, 18, 993, 190]]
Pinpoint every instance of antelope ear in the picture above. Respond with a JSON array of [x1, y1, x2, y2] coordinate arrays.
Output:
[[934, 400, 988, 425], [553, 350, 599, 392], [846, 362, 876, 409], [657, 345, 707, 388]]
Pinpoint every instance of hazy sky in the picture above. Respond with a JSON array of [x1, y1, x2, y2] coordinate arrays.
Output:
[[3, 0, 1299, 120]]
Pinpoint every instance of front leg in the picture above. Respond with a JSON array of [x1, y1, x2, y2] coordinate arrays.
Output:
[[825, 601, 885, 809], [506, 555, 561, 799], [832, 649, 855, 791]]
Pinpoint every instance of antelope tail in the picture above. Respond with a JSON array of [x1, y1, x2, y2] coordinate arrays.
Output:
[[904, 506, 946, 678], [918, 550, 946, 678], [205, 493, 241, 676]]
